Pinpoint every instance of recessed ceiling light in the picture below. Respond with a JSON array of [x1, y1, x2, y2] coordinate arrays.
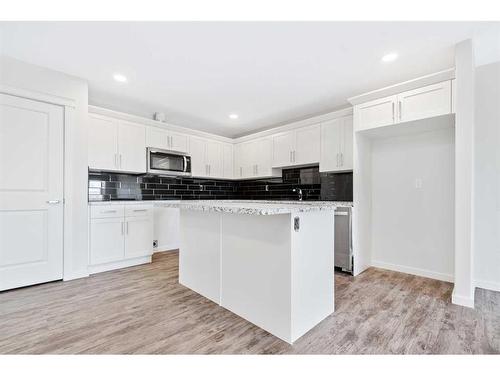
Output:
[[113, 73, 127, 83], [381, 52, 398, 63], [228, 113, 239, 120]]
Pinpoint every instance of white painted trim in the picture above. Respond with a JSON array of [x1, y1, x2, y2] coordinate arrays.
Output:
[[89, 105, 233, 143], [154, 247, 178, 253], [371, 260, 454, 282], [347, 68, 456, 105], [451, 289, 475, 308], [63, 270, 89, 281], [0, 84, 76, 108], [234, 107, 353, 142], [475, 279, 500, 292], [88, 256, 152, 274]]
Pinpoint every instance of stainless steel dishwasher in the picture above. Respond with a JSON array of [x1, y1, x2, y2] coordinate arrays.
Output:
[[334, 207, 352, 273]]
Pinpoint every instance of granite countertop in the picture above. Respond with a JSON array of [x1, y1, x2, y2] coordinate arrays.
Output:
[[154, 200, 352, 215]]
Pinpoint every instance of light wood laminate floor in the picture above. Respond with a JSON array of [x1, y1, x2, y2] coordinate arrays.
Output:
[[1, 251, 499, 354]]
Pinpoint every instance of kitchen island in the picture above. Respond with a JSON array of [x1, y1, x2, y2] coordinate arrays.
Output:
[[158, 200, 350, 344]]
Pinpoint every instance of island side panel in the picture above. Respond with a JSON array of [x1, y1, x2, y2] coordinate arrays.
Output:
[[291, 210, 335, 343], [220, 213, 293, 343], [179, 210, 221, 304]]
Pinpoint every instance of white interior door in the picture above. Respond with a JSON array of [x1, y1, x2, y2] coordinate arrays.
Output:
[[0, 93, 64, 291]]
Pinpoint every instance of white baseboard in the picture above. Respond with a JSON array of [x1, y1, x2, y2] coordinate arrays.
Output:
[[154, 246, 178, 253], [475, 279, 500, 292], [452, 289, 475, 308], [63, 269, 90, 281], [88, 256, 152, 274], [371, 260, 454, 282]]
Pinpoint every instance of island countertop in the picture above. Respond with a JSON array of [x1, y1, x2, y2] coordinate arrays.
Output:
[[154, 200, 352, 215]]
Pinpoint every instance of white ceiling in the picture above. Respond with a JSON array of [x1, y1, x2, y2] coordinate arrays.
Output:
[[1, 22, 499, 137]]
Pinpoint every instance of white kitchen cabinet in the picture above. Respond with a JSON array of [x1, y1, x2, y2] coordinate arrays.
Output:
[[397, 81, 451, 123], [118, 120, 147, 173], [146, 127, 189, 154], [89, 204, 153, 273], [295, 125, 321, 165], [272, 125, 320, 168], [124, 216, 154, 259], [234, 137, 279, 179], [222, 143, 234, 179], [272, 131, 295, 167], [353, 81, 453, 132], [88, 114, 119, 171], [353, 95, 397, 131], [88, 114, 146, 173], [90, 217, 125, 265], [189, 136, 224, 178], [320, 115, 353, 172]]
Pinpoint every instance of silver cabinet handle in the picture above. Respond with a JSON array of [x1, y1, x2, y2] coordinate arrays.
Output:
[[208, 164, 211, 176], [125, 221, 129, 235], [133, 209, 148, 212], [255, 165, 258, 175], [399, 101, 402, 121], [392, 102, 395, 122], [121, 222, 124, 235], [290, 151, 292, 163], [46, 200, 61, 204], [336, 153, 339, 167], [119, 154, 122, 169], [114, 153, 118, 168], [240, 166, 242, 177], [293, 151, 296, 163], [101, 209, 116, 213]]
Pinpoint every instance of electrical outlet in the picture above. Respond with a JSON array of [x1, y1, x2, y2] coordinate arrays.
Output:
[[153, 240, 158, 248]]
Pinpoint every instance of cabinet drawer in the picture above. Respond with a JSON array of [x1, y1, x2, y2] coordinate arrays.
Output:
[[90, 205, 124, 219], [125, 204, 153, 217]]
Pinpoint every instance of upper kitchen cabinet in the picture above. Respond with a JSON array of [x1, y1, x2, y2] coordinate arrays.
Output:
[[88, 114, 119, 171], [353, 95, 397, 131], [234, 137, 279, 179], [397, 81, 452, 123], [320, 115, 353, 172], [272, 125, 320, 168], [146, 127, 189, 154], [353, 80, 453, 132], [88, 114, 146, 173], [189, 136, 224, 179], [222, 143, 234, 179]]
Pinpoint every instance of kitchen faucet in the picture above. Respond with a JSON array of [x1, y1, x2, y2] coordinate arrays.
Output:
[[293, 188, 303, 201]]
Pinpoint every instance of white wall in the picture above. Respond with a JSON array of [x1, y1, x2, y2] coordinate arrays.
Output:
[[474, 61, 500, 292], [0, 55, 89, 280], [370, 128, 455, 281], [153, 207, 180, 252]]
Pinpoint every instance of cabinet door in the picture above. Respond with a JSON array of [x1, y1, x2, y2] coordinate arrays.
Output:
[[90, 218, 124, 265], [124, 216, 153, 259], [146, 127, 168, 149], [354, 95, 397, 131], [88, 114, 119, 171], [168, 130, 189, 153], [118, 121, 146, 173], [340, 116, 353, 171], [295, 125, 320, 165], [398, 81, 452, 123], [320, 118, 342, 172], [222, 143, 233, 179], [205, 141, 223, 178], [189, 136, 207, 177], [254, 137, 273, 177], [272, 131, 295, 167]]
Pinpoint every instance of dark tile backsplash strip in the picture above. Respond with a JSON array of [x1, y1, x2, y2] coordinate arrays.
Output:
[[88, 167, 353, 202]]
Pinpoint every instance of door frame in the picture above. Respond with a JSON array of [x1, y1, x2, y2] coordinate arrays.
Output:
[[0, 84, 84, 281]]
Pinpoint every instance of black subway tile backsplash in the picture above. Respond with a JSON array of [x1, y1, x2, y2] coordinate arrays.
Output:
[[88, 166, 352, 202]]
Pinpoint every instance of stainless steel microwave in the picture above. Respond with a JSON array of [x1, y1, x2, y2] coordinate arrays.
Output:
[[146, 148, 191, 176]]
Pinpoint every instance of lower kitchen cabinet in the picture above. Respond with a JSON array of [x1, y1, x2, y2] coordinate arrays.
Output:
[[89, 204, 153, 274]]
